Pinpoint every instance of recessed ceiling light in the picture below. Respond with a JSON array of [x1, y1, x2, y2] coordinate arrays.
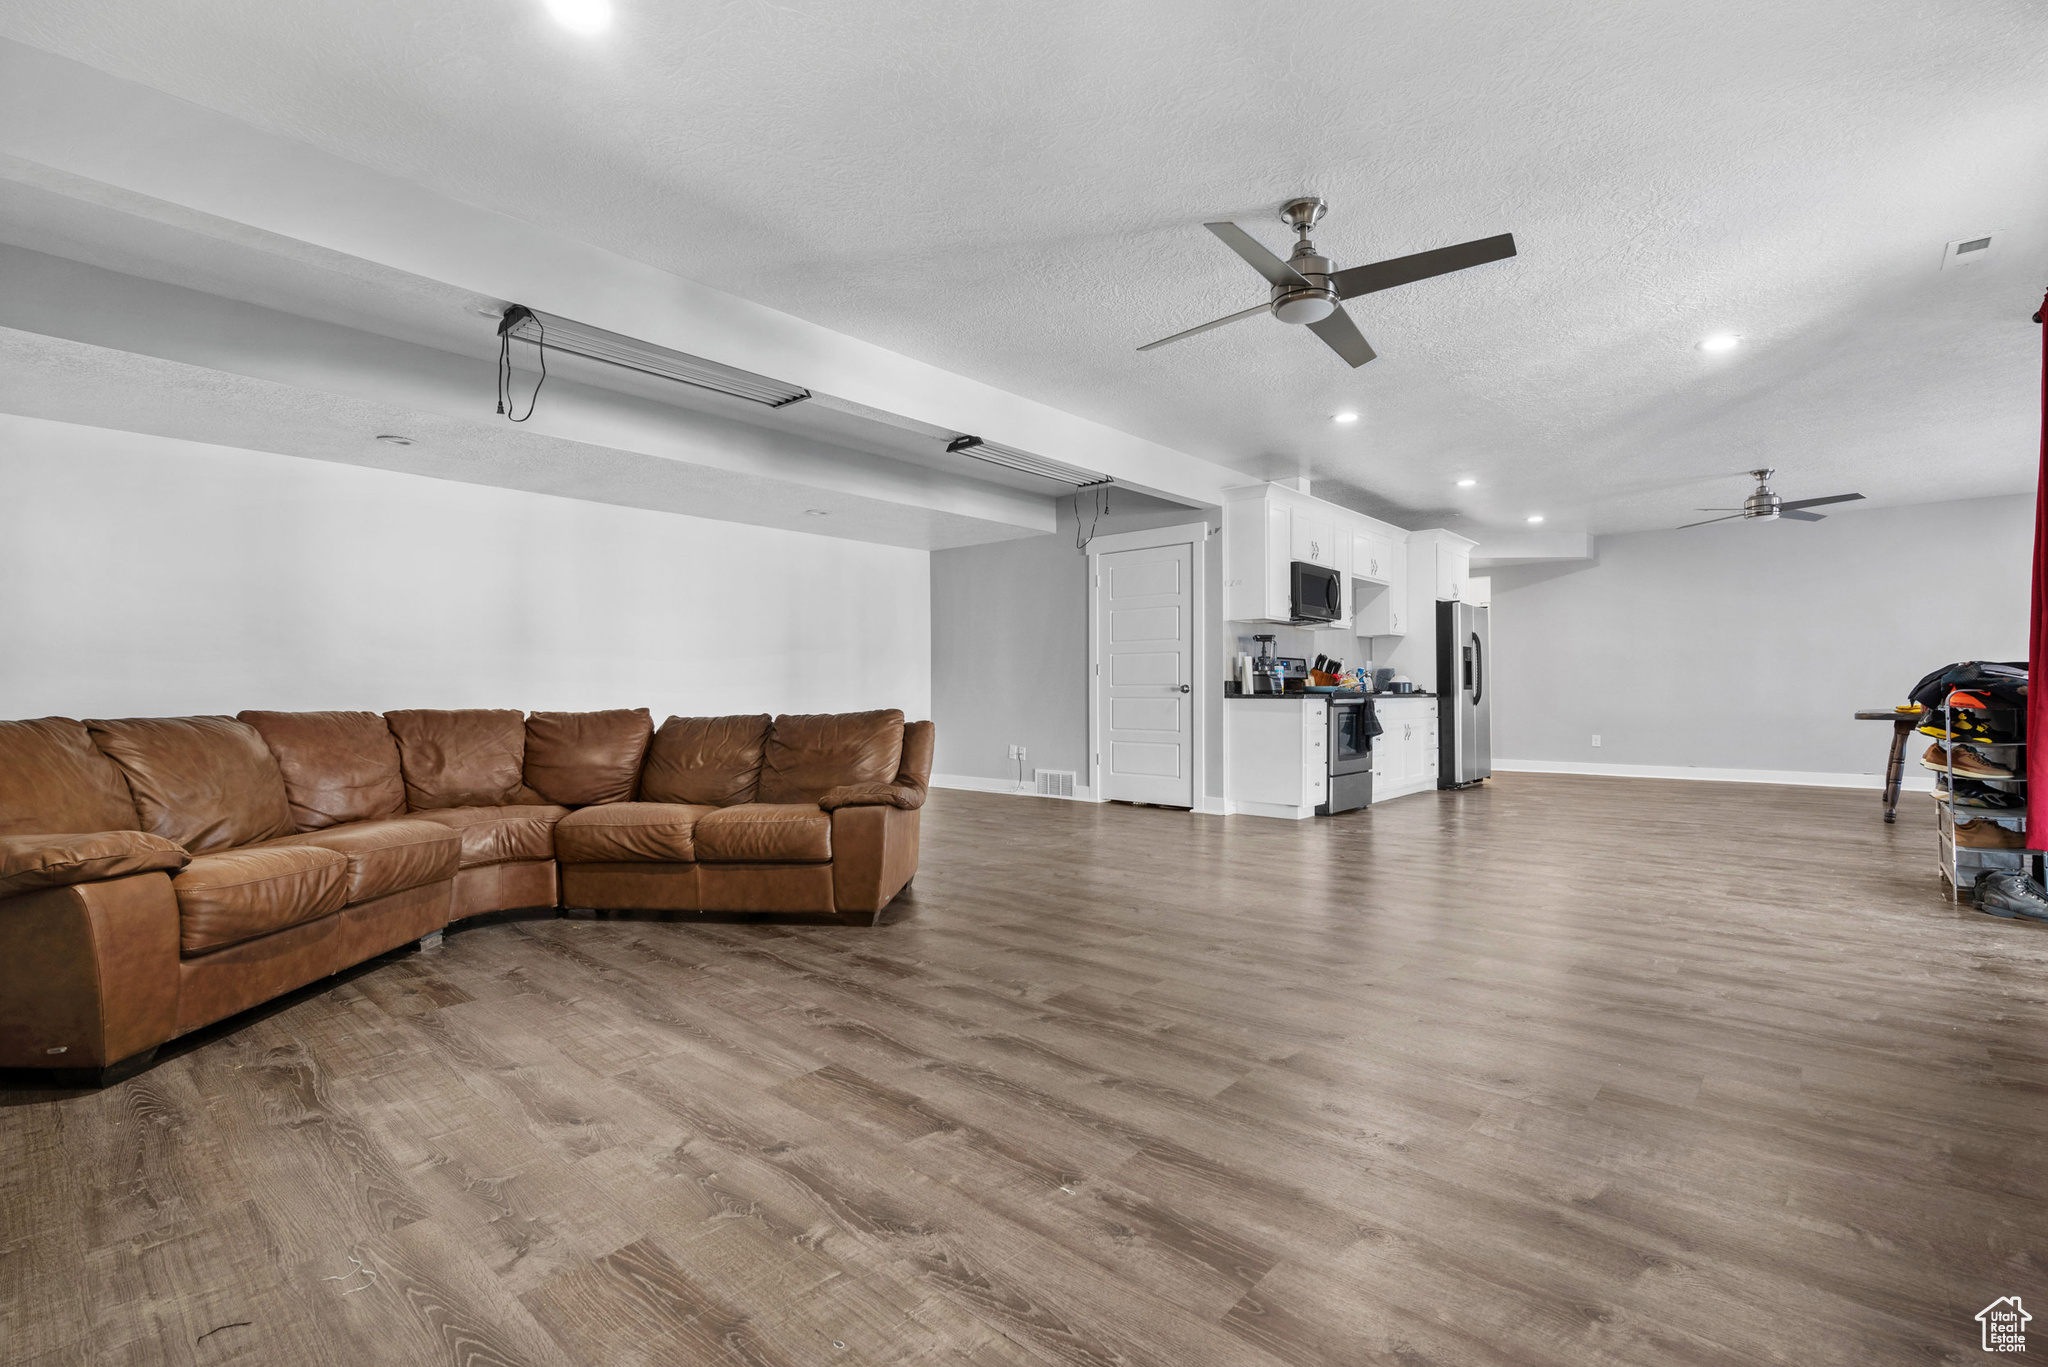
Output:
[[1526, 514, 1544, 524], [374, 434, 415, 446], [543, 0, 612, 34], [804, 509, 830, 517], [1332, 411, 1360, 424], [1456, 478, 1477, 488], [1697, 333, 1741, 353]]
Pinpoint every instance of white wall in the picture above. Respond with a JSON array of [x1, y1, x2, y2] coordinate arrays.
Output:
[[1487, 494, 2030, 784], [0, 414, 930, 721]]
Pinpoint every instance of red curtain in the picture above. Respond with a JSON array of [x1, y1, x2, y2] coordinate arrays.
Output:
[[2029, 290, 2048, 849]]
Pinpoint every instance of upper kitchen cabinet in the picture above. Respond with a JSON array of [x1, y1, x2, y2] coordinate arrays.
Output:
[[1350, 531, 1409, 637], [1351, 531, 1398, 585], [1223, 482, 1387, 625], [1407, 528, 1478, 603]]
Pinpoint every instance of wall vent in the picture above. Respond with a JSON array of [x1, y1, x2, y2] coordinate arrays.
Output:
[[1035, 769, 1078, 799], [1942, 233, 1998, 269]]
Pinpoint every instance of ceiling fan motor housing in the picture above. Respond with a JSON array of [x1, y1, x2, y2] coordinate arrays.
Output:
[[1272, 244, 1339, 324], [1743, 468, 1779, 520]]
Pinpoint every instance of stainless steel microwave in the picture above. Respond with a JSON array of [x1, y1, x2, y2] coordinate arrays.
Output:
[[1290, 560, 1341, 623]]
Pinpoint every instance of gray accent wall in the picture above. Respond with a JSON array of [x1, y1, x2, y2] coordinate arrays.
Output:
[[932, 497, 1223, 797], [1486, 494, 2030, 778]]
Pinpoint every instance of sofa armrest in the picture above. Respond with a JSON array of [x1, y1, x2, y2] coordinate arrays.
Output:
[[0, 831, 189, 898], [829, 804, 923, 922], [0, 872, 182, 1069], [817, 781, 926, 812]]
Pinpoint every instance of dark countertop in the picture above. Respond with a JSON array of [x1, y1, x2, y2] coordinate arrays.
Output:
[[1222, 689, 1438, 700]]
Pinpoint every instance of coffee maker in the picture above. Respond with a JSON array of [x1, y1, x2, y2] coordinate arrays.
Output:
[[1251, 635, 1285, 695]]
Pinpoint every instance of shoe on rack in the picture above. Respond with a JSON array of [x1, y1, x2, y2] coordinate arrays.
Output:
[[1921, 742, 2015, 779], [1938, 777, 2025, 810], [1953, 817, 2028, 849], [1973, 870, 2048, 922], [1918, 712, 2010, 744]]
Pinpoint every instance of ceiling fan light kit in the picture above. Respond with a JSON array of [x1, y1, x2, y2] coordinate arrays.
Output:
[[1679, 469, 1865, 529], [1139, 197, 1518, 368]]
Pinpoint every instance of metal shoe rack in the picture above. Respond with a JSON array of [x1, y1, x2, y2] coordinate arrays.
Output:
[[1933, 695, 2034, 900]]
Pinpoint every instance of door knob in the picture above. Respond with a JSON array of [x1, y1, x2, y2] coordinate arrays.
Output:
[[1178, 684, 1191, 693]]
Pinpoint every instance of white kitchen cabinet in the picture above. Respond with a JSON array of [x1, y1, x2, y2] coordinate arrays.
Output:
[[1464, 574, 1491, 607], [1225, 697, 1328, 819], [1290, 508, 1338, 568], [1404, 528, 1477, 604], [1226, 484, 1390, 625], [1370, 696, 1438, 802], [1352, 532, 1409, 638], [1351, 532, 1397, 585]]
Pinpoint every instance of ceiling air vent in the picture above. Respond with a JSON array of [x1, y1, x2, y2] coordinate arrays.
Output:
[[945, 435, 1112, 488], [1941, 233, 1998, 270], [498, 306, 811, 407]]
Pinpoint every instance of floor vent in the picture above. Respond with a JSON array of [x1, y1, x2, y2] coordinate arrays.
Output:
[[1035, 769, 1077, 799]]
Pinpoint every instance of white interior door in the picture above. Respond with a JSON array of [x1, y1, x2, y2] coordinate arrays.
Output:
[[1096, 541, 1194, 807]]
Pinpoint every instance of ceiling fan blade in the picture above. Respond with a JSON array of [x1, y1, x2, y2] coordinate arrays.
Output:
[[1306, 306, 1377, 367], [1779, 509, 1826, 522], [1136, 302, 1272, 352], [1778, 492, 1864, 511], [1205, 222, 1309, 288], [1678, 513, 1744, 529], [1693, 507, 1743, 512], [1332, 233, 1517, 300]]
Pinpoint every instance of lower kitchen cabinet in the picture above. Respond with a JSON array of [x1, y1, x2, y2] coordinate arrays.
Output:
[[1224, 697, 1328, 820], [1371, 696, 1438, 801]]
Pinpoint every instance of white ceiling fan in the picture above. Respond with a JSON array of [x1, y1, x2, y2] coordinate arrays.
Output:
[[1680, 469, 1864, 529], [1138, 197, 1517, 368]]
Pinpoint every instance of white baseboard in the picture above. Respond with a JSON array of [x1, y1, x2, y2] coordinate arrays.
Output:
[[1493, 758, 1940, 792], [931, 772, 1097, 802]]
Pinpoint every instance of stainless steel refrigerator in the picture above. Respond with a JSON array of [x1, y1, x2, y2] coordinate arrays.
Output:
[[1435, 600, 1492, 788]]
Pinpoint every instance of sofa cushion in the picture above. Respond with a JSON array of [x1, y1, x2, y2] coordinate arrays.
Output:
[[0, 717, 142, 838], [641, 715, 770, 807], [693, 804, 832, 864], [410, 805, 567, 869], [172, 844, 349, 956], [257, 817, 461, 903], [524, 709, 654, 807], [384, 709, 529, 809], [239, 710, 407, 831], [554, 802, 718, 863], [758, 711, 905, 805], [86, 716, 295, 854], [0, 830, 188, 897]]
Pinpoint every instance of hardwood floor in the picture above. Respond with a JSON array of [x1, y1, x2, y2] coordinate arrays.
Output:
[[5, 774, 2047, 1366]]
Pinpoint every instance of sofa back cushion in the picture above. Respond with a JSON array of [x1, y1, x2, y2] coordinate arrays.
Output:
[[384, 709, 528, 810], [238, 710, 407, 831], [84, 716, 295, 854], [641, 715, 770, 807], [758, 710, 905, 805], [0, 716, 141, 838], [524, 709, 654, 806]]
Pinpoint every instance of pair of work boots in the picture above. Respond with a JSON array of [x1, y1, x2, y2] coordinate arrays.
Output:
[[1974, 870, 2048, 922]]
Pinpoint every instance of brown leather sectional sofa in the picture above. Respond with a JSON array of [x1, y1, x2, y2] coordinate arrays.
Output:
[[0, 707, 931, 1082]]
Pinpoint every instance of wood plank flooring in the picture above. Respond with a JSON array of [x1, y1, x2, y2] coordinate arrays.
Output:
[[5, 774, 2048, 1366]]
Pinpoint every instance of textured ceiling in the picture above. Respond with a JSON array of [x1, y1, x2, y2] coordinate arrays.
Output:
[[2, 0, 2045, 533]]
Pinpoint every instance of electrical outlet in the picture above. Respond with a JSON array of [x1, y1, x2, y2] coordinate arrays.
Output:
[[1591, 734, 1602, 747], [1008, 744, 1027, 761]]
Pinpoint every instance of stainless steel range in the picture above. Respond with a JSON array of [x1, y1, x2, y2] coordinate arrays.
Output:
[[1315, 696, 1374, 815]]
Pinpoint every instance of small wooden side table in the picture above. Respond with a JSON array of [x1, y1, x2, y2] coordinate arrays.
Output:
[[1855, 709, 1919, 823]]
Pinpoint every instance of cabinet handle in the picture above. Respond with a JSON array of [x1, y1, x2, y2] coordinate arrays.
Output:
[[1178, 684, 1190, 693]]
